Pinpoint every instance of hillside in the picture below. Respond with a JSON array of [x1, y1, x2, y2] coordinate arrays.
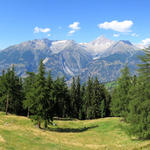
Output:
[[0, 112, 150, 150]]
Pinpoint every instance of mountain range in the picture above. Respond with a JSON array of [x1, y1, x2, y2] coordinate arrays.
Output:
[[0, 36, 143, 83]]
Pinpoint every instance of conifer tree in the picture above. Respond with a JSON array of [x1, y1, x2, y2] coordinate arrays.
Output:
[[70, 77, 77, 118], [23, 72, 36, 117], [85, 77, 93, 119], [53, 77, 70, 118], [79, 82, 86, 120], [76, 76, 81, 118], [30, 60, 47, 128], [92, 77, 102, 118], [0, 66, 24, 115], [110, 64, 132, 117], [44, 71, 54, 127], [127, 47, 150, 139]]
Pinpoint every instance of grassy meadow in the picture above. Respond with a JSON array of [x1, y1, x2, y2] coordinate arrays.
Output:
[[0, 112, 150, 150]]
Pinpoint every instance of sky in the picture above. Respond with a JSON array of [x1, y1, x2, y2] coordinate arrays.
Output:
[[0, 0, 150, 49]]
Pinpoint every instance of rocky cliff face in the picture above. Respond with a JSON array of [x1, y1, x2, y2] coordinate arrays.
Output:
[[0, 36, 143, 82]]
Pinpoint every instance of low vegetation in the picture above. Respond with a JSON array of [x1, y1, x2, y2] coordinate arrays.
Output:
[[1, 112, 150, 150]]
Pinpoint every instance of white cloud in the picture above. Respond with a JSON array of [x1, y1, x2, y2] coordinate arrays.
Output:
[[98, 20, 133, 33], [142, 38, 150, 45], [68, 22, 80, 35], [69, 22, 80, 30], [47, 34, 51, 37], [68, 30, 75, 34], [34, 26, 51, 33], [131, 33, 138, 37], [136, 38, 150, 49], [113, 34, 120, 37]]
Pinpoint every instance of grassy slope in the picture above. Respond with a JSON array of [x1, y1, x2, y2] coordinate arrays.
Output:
[[105, 81, 117, 91], [0, 112, 150, 150]]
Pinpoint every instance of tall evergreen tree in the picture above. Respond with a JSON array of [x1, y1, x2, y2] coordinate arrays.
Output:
[[85, 77, 93, 119], [53, 77, 70, 118], [44, 71, 54, 127], [0, 66, 24, 115], [127, 47, 150, 139], [79, 82, 86, 120], [70, 77, 77, 118], [92, 77, 101, 118], [30, 60, 47, 128], [110, 64, 132, 117], [76, 76, 81, 118], [23, 72, 36, 117]]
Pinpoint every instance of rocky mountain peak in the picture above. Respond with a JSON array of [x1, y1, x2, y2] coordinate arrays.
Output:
[[80, 35, 114, 55]]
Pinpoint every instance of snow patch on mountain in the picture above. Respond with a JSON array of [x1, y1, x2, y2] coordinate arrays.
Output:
[[50, 40, 77, 53], [63, 62, 74, 76], [43, 57, 49, 64], [101, 40, 138, 57], [80, 35, 115, 55]]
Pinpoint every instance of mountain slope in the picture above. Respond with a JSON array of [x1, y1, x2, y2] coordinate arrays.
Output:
[[101, 40, 138, 57], [0, 37, 143, 82], [80, 40, 143, 82], [0, 39, 92, 79], [45, 41, 92, 79]]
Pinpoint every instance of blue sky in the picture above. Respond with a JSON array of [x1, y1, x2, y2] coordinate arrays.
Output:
[[0, 0, 150, 49]]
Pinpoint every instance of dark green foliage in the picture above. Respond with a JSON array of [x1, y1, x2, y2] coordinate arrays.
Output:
[[110, 47, 150, 139], [70, 77, 77, 118], [0, 66, 24, 115], [76, 76, 81, 118], [79, 83, 86, 120], [85, 77, 93, 119], [44, 71, 54, 125], [0, 59, 112, 128], [110, 64, 132, 117], [78, 76, 110, 120], [23, 72, 36, 117], [53, 77, 70, 118], [92, 77, 105, 118], [29, 60, 47, 127], [126, 47, 150, 139]]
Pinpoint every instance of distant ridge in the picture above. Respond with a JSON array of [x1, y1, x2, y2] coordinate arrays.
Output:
[[0, 36, 143, 82]]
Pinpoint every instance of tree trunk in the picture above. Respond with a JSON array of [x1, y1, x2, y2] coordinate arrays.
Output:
[[27, 107, 30, 118], [6, 94, 9, 115], [38, 121, 41, 128], [44, 120, 48, 128]]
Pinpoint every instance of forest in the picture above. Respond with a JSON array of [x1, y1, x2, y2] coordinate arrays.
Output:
[[0, 47, 150, 139]]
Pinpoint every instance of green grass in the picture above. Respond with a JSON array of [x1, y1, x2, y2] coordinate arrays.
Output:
[[0, 112, 150, 150], [105, 81, 117, 91]]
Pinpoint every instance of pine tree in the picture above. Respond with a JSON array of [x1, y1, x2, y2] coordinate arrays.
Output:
[[92, 77, 101, 118], [76, 76, 81, 119], [85, 77, 93, 119], [110, 64, 132, 117], [92, 77, 110, 118], [79, 82, 86, 120], [104, 86, 111, 117], [44, 71, 54, 127], [70, 77, 77, 118], [30, 60, 47, 128], [127, 47, 150, 139], [53, 77, 70, 118], [23, 72, 36, 117], [0, 66, 24, 115]]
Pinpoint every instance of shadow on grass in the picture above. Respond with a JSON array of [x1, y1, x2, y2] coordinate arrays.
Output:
[[53, 117, 76, 121], [140, 143, 150, 149], [46, 125, 98, 133]]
